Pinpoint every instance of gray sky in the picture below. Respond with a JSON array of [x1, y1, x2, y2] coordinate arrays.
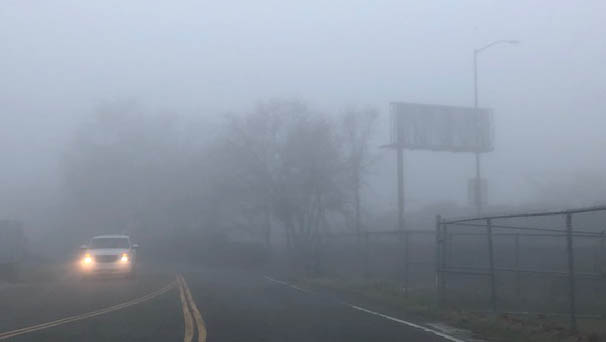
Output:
[[1, 0, 606, 218]]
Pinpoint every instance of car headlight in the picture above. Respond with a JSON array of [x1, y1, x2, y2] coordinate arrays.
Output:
[[120, 253, 129, 263], [82, 253, 93, 265]]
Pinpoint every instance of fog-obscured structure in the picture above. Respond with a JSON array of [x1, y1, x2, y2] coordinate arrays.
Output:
[[0, 1, 605, 262]]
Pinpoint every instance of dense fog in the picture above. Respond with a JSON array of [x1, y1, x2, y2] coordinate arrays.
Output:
[[1, 1, 606, 258]]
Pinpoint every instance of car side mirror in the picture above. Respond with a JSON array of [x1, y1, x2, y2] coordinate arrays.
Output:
[[80, 244, 88, 250], [132, 244, 139, 249]]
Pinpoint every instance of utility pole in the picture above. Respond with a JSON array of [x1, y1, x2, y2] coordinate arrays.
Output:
[[473, 50, 482, 215]]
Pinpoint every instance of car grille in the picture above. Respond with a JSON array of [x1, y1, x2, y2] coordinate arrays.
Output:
[[95, 255, 119, 263]]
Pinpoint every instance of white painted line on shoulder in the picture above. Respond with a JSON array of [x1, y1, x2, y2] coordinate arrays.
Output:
[[264, 276, 311, 294], [349, 305, 466, 342], [289, 285, 311, 294], [264, 276, 288, 286], [264, 275, 465, 342]]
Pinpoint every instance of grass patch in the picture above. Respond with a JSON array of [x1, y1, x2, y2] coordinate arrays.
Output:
[[2, 262, 72, 284], [297, 276, 606, 342]]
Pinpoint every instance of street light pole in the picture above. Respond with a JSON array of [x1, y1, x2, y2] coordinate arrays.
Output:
[[473, 49, 482, 215], [472, 39, 518, 215], [474, 49, 479, 108]]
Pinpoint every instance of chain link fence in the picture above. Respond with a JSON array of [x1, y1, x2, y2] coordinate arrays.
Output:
[[438, 206, 606, 332], [289, 206, 606, 333]]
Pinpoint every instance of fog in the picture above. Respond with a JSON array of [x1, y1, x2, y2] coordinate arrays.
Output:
[[1, 0, 606, 253]]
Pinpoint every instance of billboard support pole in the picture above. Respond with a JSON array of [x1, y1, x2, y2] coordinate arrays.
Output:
[[397, 145, 405, 232], [435, 215, 443, 307]]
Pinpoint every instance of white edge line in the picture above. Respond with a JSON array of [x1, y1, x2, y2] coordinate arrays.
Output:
[[264, 275, 465, 342], [289, 285, 310, 294], [264, 276, 288, 286], [349, 305, 466, 342], [264, 276, 310, 294]]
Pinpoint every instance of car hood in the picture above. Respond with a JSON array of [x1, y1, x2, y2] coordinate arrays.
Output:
[[87, 248, 130, 256]]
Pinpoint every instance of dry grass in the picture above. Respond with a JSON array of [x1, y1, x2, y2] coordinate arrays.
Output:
[[298, 276, 606, 342]]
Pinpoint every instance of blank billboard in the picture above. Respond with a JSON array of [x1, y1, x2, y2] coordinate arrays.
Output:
[[390, 102, 493, 153]]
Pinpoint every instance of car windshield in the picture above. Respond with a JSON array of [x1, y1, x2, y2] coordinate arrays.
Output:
[[90, 238, 129, 249]]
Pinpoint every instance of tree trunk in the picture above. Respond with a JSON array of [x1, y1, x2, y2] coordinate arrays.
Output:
[[354, 167, 361, 237]]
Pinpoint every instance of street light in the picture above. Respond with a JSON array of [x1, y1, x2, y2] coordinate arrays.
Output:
[[474, 40, 519, 106], [473, 39, 519, 214]]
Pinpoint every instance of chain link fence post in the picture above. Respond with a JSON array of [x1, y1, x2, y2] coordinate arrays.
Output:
[[486, 218, 497, 312], [565, 213, 577, 333], [435, 215, 443, 307], [403, 230, 409, 296], [514, 233, 521, 298], [364, 231, 370, 279]]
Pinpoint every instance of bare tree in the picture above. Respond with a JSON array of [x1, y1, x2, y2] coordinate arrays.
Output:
[[273, 111, 344, 272], [340, 107, 379, 236], [222, 100, 346, 271], [63, 99, 351, 269], [63, 101, 216, 241], [219, 100, 305, 247]]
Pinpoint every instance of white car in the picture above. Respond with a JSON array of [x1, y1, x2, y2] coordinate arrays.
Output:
[[79, 235, 138, 278]]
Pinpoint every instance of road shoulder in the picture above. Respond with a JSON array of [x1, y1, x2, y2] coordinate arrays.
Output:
[[291, 276, 602, 342]]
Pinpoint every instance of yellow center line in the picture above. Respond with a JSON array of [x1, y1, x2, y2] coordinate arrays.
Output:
[[177, 275, 195, 342], [179, 274, 207, 342], [0, 281, 175, 340]]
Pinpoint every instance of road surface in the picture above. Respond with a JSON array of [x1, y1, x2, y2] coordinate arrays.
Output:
[[0, 264, 462, 341]]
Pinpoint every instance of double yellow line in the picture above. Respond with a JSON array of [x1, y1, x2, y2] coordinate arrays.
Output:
[[0, 275, 205, 341], [0, 281, 175, 340], [176, 274, 207, 342]]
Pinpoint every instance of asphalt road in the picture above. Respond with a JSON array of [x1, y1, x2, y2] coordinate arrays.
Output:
[[0, 263, 461, 342]]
